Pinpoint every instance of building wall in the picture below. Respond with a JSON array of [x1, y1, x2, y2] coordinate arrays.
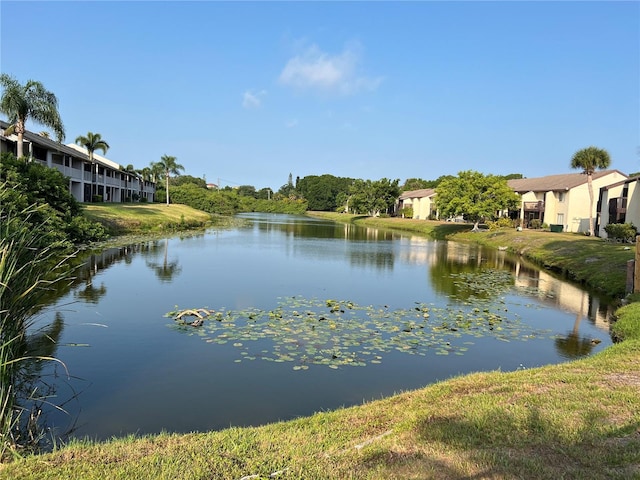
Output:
[[401, 195, 436, 220], [563, 172, 627, 233], [598, 179, 640, 238]]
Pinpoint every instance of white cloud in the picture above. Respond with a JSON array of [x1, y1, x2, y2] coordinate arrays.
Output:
[[278, 42, 382, 95], [285, 118, 299, 128], [242, 89, 267, 109]]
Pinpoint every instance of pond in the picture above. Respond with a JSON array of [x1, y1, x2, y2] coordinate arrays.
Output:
[[31, 213, 614, 442]]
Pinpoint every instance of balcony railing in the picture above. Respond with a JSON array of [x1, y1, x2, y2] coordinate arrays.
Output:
[[523, 201, 545, 212]]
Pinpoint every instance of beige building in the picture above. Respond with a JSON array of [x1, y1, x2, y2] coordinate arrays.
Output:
[[597, 176, 640, 238], [507, 170, 627, 233], [1, 120, 155, 203], [397, 188, 437, 220]]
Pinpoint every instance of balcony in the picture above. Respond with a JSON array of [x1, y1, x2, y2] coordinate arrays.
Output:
[[524, 201, 545, 212]]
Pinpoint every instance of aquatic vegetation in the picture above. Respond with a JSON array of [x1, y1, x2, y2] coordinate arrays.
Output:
[[166, 270, 553, 370]]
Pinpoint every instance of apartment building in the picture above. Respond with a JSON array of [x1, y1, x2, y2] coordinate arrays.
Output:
[[0, 120, 155, 203]]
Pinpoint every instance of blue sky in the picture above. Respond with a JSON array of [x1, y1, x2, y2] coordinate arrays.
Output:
[[1, 1, 638, 190]]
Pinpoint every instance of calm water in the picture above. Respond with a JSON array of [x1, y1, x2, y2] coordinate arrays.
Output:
[[31, 213, 614, 441]]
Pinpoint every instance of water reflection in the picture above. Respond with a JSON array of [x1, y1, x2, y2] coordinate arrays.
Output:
[[144, 238, 182, 282], [33, 215, 618, 441], [13, 313, 66, 451]]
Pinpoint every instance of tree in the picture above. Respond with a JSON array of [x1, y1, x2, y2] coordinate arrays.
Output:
[[296, 174, 354, 211], [155, 155, 185, 205], [0, 74, 65, 158], [570, 146, 611, 236], [237, 185, 257, 198], [75, 132, 110, 201], [349, 178, 400, 216], [277, 172, 298, 199], [436, 171, 520, 231]]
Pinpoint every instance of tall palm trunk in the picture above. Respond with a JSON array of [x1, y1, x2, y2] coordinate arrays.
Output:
[[587, 173, 594, 236], [165, 171, 170, 206], [15, 121, 25, 159]]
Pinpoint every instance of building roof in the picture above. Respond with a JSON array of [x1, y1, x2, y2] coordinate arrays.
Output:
[[0, 119, 90, 160], [65, 143, 122, 170], [507, 170, 626, 193], [399, 188, 436, 200], [600, 174, 640, 191]]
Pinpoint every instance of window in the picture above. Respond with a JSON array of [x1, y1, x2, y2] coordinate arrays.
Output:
[[556, 213, 564, 225], [557, 191, 565, 202]]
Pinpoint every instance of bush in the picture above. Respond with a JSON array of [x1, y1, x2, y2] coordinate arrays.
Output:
[[529, 219, 542, 229], [604, 223, 637, 242], [66, 215, 108, 243], [401, 207, 413, 218], [487, 217, 514, 230], [92, 195, 103, 203], [1, 153, 106, 245]]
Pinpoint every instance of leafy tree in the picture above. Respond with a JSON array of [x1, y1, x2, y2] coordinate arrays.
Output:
[[349, 178, 400, 216], [501, 173, 523, 180], [0, 152, 106, 244], [570, 146, 611, 236], [170, 175, 207, 189], [277, 172, 300, 199], [0, 74, 65, 158], [296, 174, 354, 211], [237, 185, 257, 198], [256, 187, 273, 200], [401, 178, 431, 191], [155, 155, 184, 205], [75, 132, 110, 201], [436, 171, 520, 231]]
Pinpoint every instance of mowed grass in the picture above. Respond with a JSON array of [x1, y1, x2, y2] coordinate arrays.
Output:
[[2, 211, 639, 479], [81, 203, 214, 235]]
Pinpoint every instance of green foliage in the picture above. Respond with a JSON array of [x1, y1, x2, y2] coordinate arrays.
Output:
[[0, 194, 72, 459], [169, 175, 207, 189], [436, 171, 520, 226], [167, 184, 308, 215], [0, 74, 65, 157], [401, 175, 454, 192], [237, 185, 258, 198], [296, 174, 354, 211], [348, 178, 400, 216], [529, 219, 542, 229], [66, 215, 108, 244], [570, 146, 611, 174], [401, 206, 414, 218], [487, 217, 515, 229], [0, 152, 107, 244], [604, 223, 637, 242], [501, 173, 524, 180], [153, 155, 185, 205]]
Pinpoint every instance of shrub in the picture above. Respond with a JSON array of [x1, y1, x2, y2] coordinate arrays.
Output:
[[401, 207, 413, 218], [92, 195, 103, 203], [529, 219, 542, 229], [604, 223, 637, 242], [487, 217, 514, 230]]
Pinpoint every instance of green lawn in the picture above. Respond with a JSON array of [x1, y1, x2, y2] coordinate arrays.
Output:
[[81, 203, 215, 234]]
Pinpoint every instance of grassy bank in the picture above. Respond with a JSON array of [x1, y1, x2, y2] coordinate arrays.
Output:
[[81, 203, 216, 235], [2, 211, 639, 479], [308, 212, 634, 298]]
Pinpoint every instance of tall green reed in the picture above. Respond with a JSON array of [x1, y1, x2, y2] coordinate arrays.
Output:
[[0, 187, 73, 461]]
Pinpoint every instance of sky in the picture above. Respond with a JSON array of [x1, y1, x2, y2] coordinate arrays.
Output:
[[1, 1, 638, 191]]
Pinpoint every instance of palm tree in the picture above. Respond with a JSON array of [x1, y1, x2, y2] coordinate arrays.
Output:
[[75, 132, 110, 201], [156, 155, 184, 205], [0, 74, 65, 159], [570, 146, 611, 236]]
